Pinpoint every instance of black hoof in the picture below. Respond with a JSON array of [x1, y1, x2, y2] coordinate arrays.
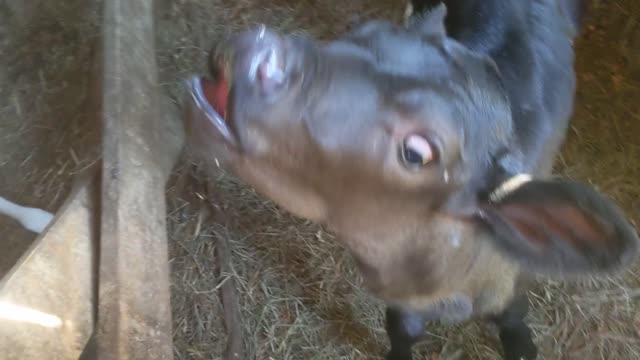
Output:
[[386, 349, 414, 360], [499, 326, 538, 360]]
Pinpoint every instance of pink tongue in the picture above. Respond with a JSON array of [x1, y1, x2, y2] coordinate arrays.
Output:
[[200, 76, 229, 119]]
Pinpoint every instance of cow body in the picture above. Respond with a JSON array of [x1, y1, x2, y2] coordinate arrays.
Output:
[[182, 1, 639, 359]]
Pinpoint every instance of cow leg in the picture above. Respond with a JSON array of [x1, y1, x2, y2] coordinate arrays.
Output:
[[385, 306, 425, 360], [490, 294, 538, 360]]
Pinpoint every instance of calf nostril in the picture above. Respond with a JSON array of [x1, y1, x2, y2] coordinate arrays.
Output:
[[258, 49, 285, 87], [234, 25, 288, 95], [248, 46, 285, 95]]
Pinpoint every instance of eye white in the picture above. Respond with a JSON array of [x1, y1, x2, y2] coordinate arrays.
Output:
[[405, 134, 433, 165]]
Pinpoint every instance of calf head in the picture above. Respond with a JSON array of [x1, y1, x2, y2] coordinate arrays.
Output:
[[184, 5, 638, 279]]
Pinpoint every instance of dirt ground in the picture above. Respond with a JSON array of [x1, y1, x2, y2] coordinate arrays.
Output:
[[1, 0, 639, 359]]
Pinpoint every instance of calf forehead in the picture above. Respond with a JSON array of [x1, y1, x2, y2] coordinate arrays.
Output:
[[333, 24, 452, 80], [373, 36, 451, 79]]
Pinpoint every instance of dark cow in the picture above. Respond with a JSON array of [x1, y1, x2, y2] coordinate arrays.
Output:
[[182, 1, 638, 359]]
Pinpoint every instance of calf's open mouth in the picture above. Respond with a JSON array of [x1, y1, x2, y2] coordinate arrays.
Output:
[[185, 26, 290, 151], [186, 68, 234, 145]]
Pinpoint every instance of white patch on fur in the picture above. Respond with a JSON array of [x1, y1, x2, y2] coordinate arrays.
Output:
[[0, 196, 54, 234], [449, 228, 461, 248], [423, 293, 473, 325], [489, 174, 533, 203]]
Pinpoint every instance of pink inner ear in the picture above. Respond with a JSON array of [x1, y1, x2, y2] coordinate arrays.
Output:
[[499, 205, 550, 246], [500, 203, 606, 247]]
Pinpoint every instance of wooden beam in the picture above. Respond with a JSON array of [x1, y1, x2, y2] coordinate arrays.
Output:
[[0, 172, 98, 360], [95, 0, 175, 358]]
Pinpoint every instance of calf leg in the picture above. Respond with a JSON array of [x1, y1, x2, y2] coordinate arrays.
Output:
[[490, 294, 538, 360], [385, 306, 425, 360]]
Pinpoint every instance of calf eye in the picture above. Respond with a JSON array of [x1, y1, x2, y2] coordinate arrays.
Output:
[[401, 134, 434, 168]]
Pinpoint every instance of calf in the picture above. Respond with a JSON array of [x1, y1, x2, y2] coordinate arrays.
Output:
[[182, 2, 639, 359]]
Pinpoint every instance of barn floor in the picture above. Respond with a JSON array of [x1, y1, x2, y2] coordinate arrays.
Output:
[[1, 0, 639, 359]]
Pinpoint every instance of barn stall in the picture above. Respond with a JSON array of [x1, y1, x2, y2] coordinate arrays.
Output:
[[0, 0, 639, 359]]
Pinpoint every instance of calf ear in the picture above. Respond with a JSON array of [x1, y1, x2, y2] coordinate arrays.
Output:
[[475, 174, 640, 276]]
